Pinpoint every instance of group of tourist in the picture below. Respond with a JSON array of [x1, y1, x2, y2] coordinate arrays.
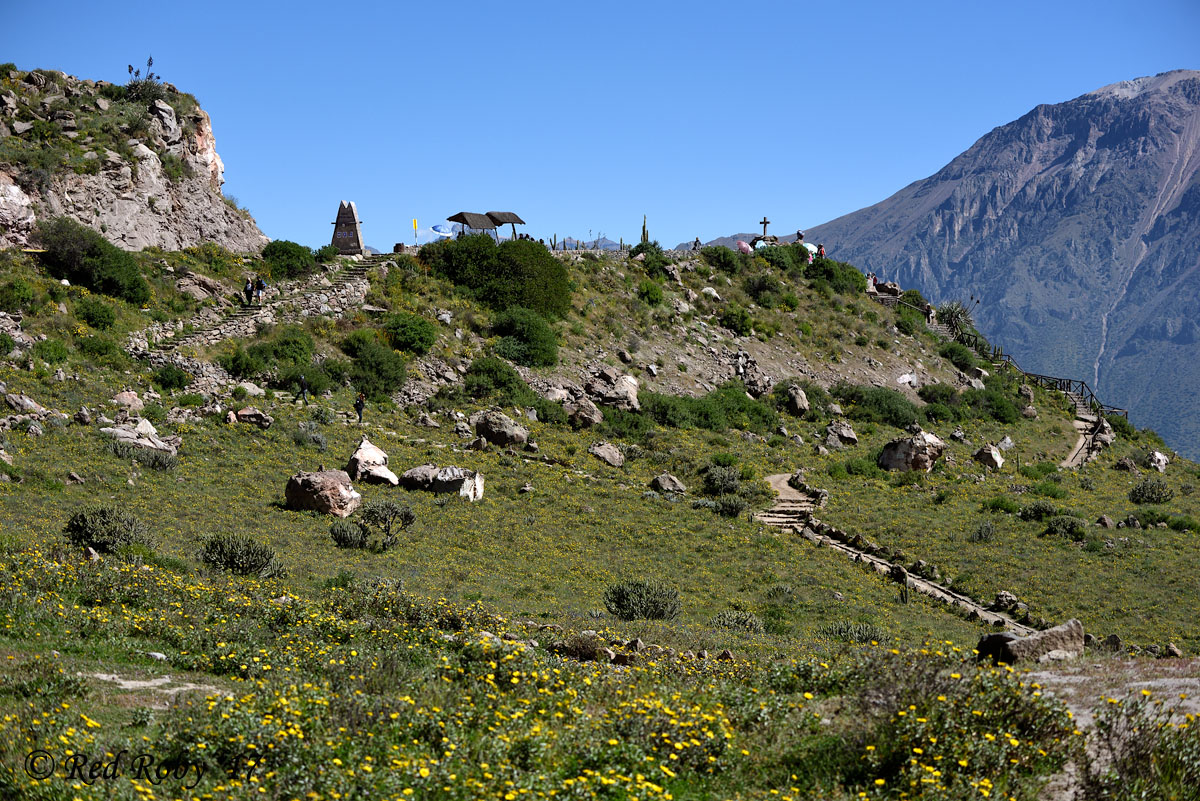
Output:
[[242, 275, 267, 306]]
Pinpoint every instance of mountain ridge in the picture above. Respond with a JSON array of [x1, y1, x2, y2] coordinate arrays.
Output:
[[800, 69, 1200, 456]]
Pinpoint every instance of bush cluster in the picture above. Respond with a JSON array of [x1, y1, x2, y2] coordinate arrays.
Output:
[[63, 505, 154, 553], [152, 364, 190, 391], [419, 235, 571, 318], [261, 240, 317, 279], [492, 307, 557, 367], [719, 304, 753, 336], [74, 295, 116, 329], [917, 382, 1019, 424], [709, 610, 765, 634], [832, 383, 918, 429], [699, 245, 748, 274], [1130, 477, 1174, 505], [35, 217, 149, 305], [383, 312, 437, 355], [0, 278, 34, 312], [636, 279, 663, 306], [200, 534, 284, 577], [33, 339, 69, 363], [938, 341, 977, 372], [603, 579, 680, 621]]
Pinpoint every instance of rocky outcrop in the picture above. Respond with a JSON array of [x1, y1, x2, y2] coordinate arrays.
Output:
[[650, 473, 687, 493], [588, 441, 624, 467], [285, 470, 362, 517], [823, 420, 858, 450], [977, 619, 1085, 664], [344, 437, 399, 486], [473, 410, 528, 447], [0, 67, 267, 252], [973, 444, 1005, 470], [99, 418, 180, 455], [584, 366, 640, 411], [226, 407, 273, 429], [398, 464, 484, 501], [1149, 450, 1170, 473], [877, 431, 945, 473], [785, 385, 809, 415], [564, 396, 603, 428]]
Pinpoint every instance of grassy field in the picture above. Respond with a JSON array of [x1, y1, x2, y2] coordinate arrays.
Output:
[[1, 242, 1197, 798]]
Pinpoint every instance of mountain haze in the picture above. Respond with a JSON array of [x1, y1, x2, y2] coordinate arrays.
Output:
[[805, 70, 1200, 456]]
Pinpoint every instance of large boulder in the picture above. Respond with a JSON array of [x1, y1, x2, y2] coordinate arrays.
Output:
[[977, 619, 1085, 664], [5, 393, 46, 415], [398, 463, 484, 501], [99, 421, 178, 455], [111, 391, 144, 412], [823, 420, 858, 450], [1149, 451, 1169, 473], [973, 444, 1005, 470], [344, 436, 399, 486], [285, 470, 362, 517], [877, 431, 945, 473], [474, 410, 528, 446], [650, 473, 687, 493], [585, 366, 640, 411], [226, 406, 273, 429], [564, 396, 603, 428], [786, 385, 809, 416], [588, 441, 625, 467]]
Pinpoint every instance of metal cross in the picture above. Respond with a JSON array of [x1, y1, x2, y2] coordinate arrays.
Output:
[[759, 217, 770, 236]]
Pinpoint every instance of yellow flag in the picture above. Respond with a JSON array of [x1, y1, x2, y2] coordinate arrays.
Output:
[[412, 219, 418, 231]]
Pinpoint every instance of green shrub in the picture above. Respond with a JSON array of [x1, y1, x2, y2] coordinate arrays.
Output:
[[420, 235, 571, 318], [177, 393, 204, 407], [277, 365, 331, 397], [637, 279, 663, 306], [201, 534, 284, 577], [743, 273, 780, 307], [710, 610, 765, 634], [152, 364, 190, 391], [831, 383, 918, 429], [310, 405, 337, 425], [918, 384, 959, 406], [314, 244, 340, 263], [74, 295, 116, 329], [845, 457, 885, 479], [35, 217, 149, 305], [923, 402, 957, 423], [780, 292, 799, 311], [63, 505, 154, 553], [134, 449, 178, 471], [261, 240, 316, 278], [75, 335, 120, 362], [349, 339, 406, 402], [1043, 515, 1087, 541], [719, 305, 753, 336], [597, 406, 654, 442], [714, 494, 750, 517], [217, 345, 265, 379], [383, 312, 437, 355], [895, 310, 922, 337], [340, 328, 378, 359], [969, 520, 996, 542], [817, 621, 889, 644], [0, 332, 15, 355], [938, 341, 977, 372], [703, 466, 741, 496], [700, 245, 747, 274], [291, 422, 328, 451], [1130, 477, 1173, 505], [1106, 414, 1135, 439], [982, 496, 1020, 514], [0, 278, 34, 312], [603, 579, 680, 621], [330, 520, 369, 550], [492, 307, 557, 367], [1019, 462, 1058, 480], [805, 257, 867, 295], [1031, 481, 1067, 499], [961, 388, 1019, 424], [1018, 500, 1060, 521], [358, 499, 416, 552], [141, 403, 166, 423], [463, 356, 535, 406], [33, 339, 68, 363]]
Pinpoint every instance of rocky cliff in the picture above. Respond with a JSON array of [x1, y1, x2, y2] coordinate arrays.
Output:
[[0, 67, 267, 252], [804, 70, 1200, 456]]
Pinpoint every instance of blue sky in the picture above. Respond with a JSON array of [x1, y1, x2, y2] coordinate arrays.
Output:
[[4, 0, 1198, 250]]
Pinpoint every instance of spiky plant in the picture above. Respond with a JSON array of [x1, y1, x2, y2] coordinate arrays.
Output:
[[936, 300, 975, 335]]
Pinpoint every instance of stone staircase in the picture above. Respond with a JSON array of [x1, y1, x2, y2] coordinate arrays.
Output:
[[146, 256, 386, 356]]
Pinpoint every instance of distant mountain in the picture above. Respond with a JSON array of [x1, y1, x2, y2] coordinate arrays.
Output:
[[801, 70, 1200, 457]]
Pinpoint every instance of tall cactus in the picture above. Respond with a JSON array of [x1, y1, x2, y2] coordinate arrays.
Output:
[[641, 215, 648, 244]]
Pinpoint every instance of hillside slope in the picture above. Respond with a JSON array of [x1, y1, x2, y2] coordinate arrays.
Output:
[[804, 70, 1200, 456], [0, 65, 267, 252]]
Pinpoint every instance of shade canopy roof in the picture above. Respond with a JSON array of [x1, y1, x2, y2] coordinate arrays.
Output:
[[485, 211, 525, 226], [447, 212, 496, 230]]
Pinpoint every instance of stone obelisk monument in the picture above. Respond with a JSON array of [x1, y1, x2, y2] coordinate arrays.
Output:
[[330, 201, 364, 255]]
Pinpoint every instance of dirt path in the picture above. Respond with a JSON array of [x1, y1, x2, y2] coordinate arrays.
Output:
[[758, 474, 1035, 634]]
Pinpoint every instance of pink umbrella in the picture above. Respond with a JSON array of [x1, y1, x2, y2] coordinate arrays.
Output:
[[736, 240, 752, 254]]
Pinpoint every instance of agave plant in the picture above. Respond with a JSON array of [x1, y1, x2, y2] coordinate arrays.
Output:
[[936, 299, 976, 335]]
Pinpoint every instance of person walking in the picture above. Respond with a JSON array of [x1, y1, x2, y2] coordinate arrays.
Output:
[[294, 373, 309, 405], [354, 392, 366, 425], [693, 237, 701, 251], [254, 275, 266, 305], [243, 277, 254, 307]]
